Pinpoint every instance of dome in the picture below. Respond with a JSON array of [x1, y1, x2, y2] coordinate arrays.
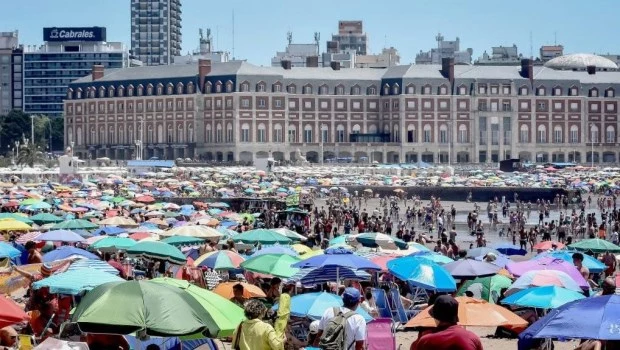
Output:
[[545, 53, 618, 70]]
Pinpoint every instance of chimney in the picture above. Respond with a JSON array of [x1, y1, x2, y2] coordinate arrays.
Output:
[[281, 60, 292, 70], [521, 58, 534, 85], [441, 57, 454, 87], [330, 61, 341, 71], [587, 65, 596, 75], [198, 59, 212, 92], [306, 56, 319, 68], [91, 65, 104, 81]]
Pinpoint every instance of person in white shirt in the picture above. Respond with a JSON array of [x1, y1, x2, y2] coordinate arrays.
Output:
[[314, 288, 366, 350]]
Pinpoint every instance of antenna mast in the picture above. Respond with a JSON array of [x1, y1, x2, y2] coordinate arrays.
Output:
[[314, 32, 320, 56], [287, 31, 292, 45]]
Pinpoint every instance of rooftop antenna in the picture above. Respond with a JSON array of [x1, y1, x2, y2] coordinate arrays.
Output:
[[232, 10, 235, 60], [287, 31, 292, 45], [314, 32, 320, 56], [529, 31, 533, 59], [554, 31, 557, 46]]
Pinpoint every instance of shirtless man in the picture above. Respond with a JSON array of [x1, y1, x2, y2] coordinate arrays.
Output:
[[24, 241, 42, 264], [572, 252, 594, 287]]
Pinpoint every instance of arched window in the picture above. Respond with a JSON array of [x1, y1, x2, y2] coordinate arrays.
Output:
[[176, 83, 184, 95], [137, 84, 144, 96], [392, 84, 400, 95], [128, 85, 134, 97], [423, 124, 432, 142], [215, 81, 222, 93], [458, 124, 468, 143], [319, 85, 328, 95], [367, 86, 377, 95], [569, 125, 579, 143], [146, 84, 154, 96], [167, 124, 173, 143], [336, 124, 345, 142], [156, 84, 164, 95], [146, 125, 153, 143], [321, 124, 329, 143], [273, 123, 283, 143], [606, 88, 615, 98], [303, 85, 313, 95], [118, 126, 125, 144], [606, 125, 615, 143], [98, 86, 105, 98], [590, 88, 599, 97], [393, 124, 400, 142], [108, 125, 115, 144], [257, 123, 266, 142], [108, 86, 115, 98], [205, 124, 212, 143], [187, 82, 194, 94], [156, 124, 164, 143], [76, 126, 83, 145], [127, 125, 133, 143], [240, 81, 250, 92], [215, 123, 223, 143], [166, 83, 174, 95], [226, 123, 233, 143], [90, 127, 96, 144], [352, 124, 361, 134], [241, 123, 250, 142], [439, 124, 448, 143], [256, 81, 266, 92], [553, 125, 563, 143], [99, 126, 106, 144], [335, 85, 344, 95], [407, 124, 416, 143], [118, 86, 125, 97], [225, 80, 233, 93], [288, 125, 297, 143], [204, 82, 212, 94], [66, 89, 73, 100], [537, 124, 547, 143], [520, 124, 529, 143], [368, 124, 378, 134], [383, 84, 390, 95], [187, 123, 194, 142], [303, 124, 313, 143], [177, 124, 184, 142], [406, 84, 415, 95], [287, 84, 297, 94], [351, 85, 361, 95]]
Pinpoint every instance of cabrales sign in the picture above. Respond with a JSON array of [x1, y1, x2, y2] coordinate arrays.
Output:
[[43, 27, 106, 42]]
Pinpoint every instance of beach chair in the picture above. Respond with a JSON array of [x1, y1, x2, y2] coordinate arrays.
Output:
[[371, 288, 393, 319], [366, 318, 397, 350], [389, 287, 418, 324]]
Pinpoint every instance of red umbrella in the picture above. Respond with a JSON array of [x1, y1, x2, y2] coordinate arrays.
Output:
[[136, 195, 155, 203], [2, 200, 18, 208], [0, 296, 29, 328], [129, 232, 153, 241]]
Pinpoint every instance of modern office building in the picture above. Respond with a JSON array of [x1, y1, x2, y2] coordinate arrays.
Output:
[[540, 45, 564, 62], [328, 21, 368, 56], [23, 27, 127, 117], [476, 45, 521, 66], [416, 34, 473, 65], [65, 54, 620, 165], [0, 31, 21, 115], [130, 0, 182, 66]]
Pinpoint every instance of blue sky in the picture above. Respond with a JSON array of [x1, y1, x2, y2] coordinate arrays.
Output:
[[4, 0, 619, 65]]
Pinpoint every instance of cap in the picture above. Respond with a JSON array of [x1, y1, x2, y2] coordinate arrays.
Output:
[[429, 295, 459, 324], [309, 320, 320, 334], [342, 287, 361, 305]]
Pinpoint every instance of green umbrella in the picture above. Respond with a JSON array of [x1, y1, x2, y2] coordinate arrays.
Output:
[[52, 219, 99, 230], [568, 238, 620, 253], [19, 198, 42, 206], [233, 229, 292, 245], [456, 274, 512, 303], [240, 253, 301, 278], [127, 241, 186, 265], [272, 227, 306, 242], [161, 236, 204, 247], [0, 213, 34, 224], [110, 196, 126, 204], [91, 236, 137, 251], [151, 278, 245, 337], [29, 213, 63, 225], [71, 280, 213, 336]]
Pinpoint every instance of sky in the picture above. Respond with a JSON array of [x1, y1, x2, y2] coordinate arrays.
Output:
[[3, 0, 620, 65]]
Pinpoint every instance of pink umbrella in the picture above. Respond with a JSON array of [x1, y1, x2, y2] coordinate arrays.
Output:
[[16, 231, 42, 244], [506, 257, 588, 289]]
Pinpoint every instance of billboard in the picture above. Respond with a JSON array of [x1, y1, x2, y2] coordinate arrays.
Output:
[[43, 27, 106, 42]]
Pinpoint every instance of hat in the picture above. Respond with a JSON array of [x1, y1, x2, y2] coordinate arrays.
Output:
[[342, 287, 361, 305], [309, 320, 320, 334], [429, 295, 459, 324]]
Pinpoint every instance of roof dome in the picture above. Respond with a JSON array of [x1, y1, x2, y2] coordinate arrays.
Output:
[[545, 53, 618, 70]]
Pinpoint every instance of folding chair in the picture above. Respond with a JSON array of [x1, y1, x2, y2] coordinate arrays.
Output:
[[371, 288, 393, 319], [366, 318, 397, 350]]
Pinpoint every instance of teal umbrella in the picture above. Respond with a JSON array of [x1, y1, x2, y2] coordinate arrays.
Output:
[[32, 268, 123, 295], [127, 241, 187, 265], [501, 286, 585, 309], [232, 229, 292, 245], [91, 236, 137, 251], [240, 253, 301, 278], [0, 213, 34, 224], [52, 219, 99, 230], [356, 232, 408, 250], [568, 238, 620, 253], [161, 236, 204, 247], [29, 212, 63, 225]]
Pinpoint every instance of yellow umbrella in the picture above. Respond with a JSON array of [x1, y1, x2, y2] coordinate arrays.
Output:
[[99, 217, 139, 227], [299, 249, 324, 260], [0, 219, 31, 231], [291, 244, 312, 255]]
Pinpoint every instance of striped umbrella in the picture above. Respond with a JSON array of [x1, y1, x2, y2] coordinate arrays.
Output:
[[67, 259, 120, 275], [16, 231, 42, 244], [194, 250, 245, 270]]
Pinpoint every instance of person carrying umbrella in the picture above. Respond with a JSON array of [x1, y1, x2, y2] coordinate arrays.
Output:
[[232, 299, 284, 350], [410, 295, 483, 350]]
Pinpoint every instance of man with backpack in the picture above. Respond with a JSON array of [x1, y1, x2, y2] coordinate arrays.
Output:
[[313, 288, 366, 350]]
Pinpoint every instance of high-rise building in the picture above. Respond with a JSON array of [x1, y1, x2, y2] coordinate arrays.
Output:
[[328, 21, 368, 55], [23, 27, 127, 117], [415, 34, 473, 65], [540, 45, 563, 62], [130, 0, 182, 66], [0, 31, 21, 115], [475, 45, 521, 65]]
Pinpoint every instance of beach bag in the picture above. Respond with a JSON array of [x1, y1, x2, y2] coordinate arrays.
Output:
[[319, 307, 355, 350]]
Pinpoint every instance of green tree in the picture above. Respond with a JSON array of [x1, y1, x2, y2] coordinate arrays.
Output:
[[0, 110, 30, 155], [16, 143, 44, 167]]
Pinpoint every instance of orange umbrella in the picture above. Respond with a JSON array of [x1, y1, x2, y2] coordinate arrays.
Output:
[[0, 295, 29, 328], [405, 297, 527, 328], [213, 282, 266, 299]]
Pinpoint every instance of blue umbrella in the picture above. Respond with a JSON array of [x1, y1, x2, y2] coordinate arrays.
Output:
[[474, 254, 511, 268], [520, 294, 620, 340], [291, 247, 381, 271], [501, 286, 585, 309], [408, 251, 454, 264], [442, 259, 501, 279], [492, 243, 527, 256], [32, 268, 123, 295], [386, 256, 456, 292], [38, 230, 85, 243], [466, 247, 501, 258], [43, 246, 99, 262], [0, 242, 21, 259], [534, 250, 606, 274], [180, 205, 194, 211], [272, 292, 373, 322], [92, 227, 127, 236], [219, 220, 237, 228], [252, 246, 298, 257], [67, 259, 121, 275], [287, 266, 371, 286]]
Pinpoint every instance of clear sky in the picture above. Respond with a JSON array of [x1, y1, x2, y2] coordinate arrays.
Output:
[[3, 0, 619, 65]]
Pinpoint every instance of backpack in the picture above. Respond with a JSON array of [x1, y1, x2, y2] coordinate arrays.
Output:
[[319, 307, 356, 350]]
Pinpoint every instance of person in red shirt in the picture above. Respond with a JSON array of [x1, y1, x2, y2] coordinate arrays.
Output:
[[410, 295, 483, 350]]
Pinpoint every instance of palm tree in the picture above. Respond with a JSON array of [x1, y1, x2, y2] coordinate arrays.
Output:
[[17, 144, 44, 167]]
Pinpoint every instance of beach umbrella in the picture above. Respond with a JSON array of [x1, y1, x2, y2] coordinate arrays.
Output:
[[19, 198, 42, 206], [194, 250, 245, 270], [233, 229, 292, 245], [291, 244, 313, 255], [535, 250, 605, 273], [29, 213, 63, 225], [509, 270, 583, 295], [387, 256, 456, 292], [492, 243, 527, 256], [160, 225, 222, 240], [355, 232, 408, 250], [52, 219, 98, 230], [241, 253, 301, 278], [272, 227, 307, 242], [287, 266, 371, 285], [0, 296, 29, 328], [368, 255, 399, 272], [501, 286, 585, 309], [91, 236, 137, 251], [408, 251, 454, 264], [213, 282, 266, 299], [127, 241, 186, 265], [92, 226, 127, 236], [38, 229, 85, 243], [0, 242, 21, 259], [273, 292, 373, 322], [99, 217, 139, 227], [72, 280, 213, 336], [67, 259, 120, 275], [15, 231, 41, 244], [0, 213, 34, 224], [292, 247, 381, 271], [26, 201, 52, 210], [568, 238, 620, 253], [532, 241, 566, 251], [42, 246, 99, 262], [151, 278, 245, 338], [32, 268, 123, 295], [408, 242, 431, 252], [473, 254, 512, 268], [135, 195, 155, 203], [252, 245, 298, 257], [328, 235, 351, 247], [456, 275, 513, 303], [520, 294, 620, 340], [160, 236, 203, 247], [466, 247, 501, 258], [405, 296, 528, 328], [506, 257, 588, 288], [443, 259, 501, 279], [0, 219, 31, 231]]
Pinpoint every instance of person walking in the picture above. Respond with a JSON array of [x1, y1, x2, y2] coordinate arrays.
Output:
[[232, 299, 284, 350], [314, 287, 366, 350]]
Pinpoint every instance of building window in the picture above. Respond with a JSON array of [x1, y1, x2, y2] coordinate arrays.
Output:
[[553, 87, 562, 96], [606, 89, 615, 98], [554, 126, 563, 143], [458, 124, 468, 143], [225, 81, 233, 93], [490, 86, 498, 95], [458, 86, 466, 95], [304, 125, 313, 143], [287, 85, 296, 94], [336, 86, 345, 95], [274, 99, 282, 108], [478, 85, 487, 94], [392, 84, 400, 95], [590, 125, 599, 143], [570, 102, 579, 111], [273, 83, 282, 93], [320, 85, 328, 95], [423, 124, 431, 142], [288, 126, 296, 143], [502, 101, 511, 111], [607, 103, 615, 112], [439, 125, 448, 143], [553, 102, 562, 111], [519, 87, 528, 95], [303, 85, 313, 94], [241, 99, 249, 108], [337, 125, 345, 142], [241, 123, 250, 142], [570, 125, 579, 143], [537, 125, 547, 143], [321, 126, 329, 143], [478, 101, 487, 111], [520, 125, 529, 143], [569, 87, 578, 96], [258, 98, 266, 108], [156, 85, 164, 95], [215, 124, 223, 143], [368, 86, 377, 95], [273, 124, 283, 143], [607, 125, 615, 143], [240, 82, 249, 92], [206, 125, 213, 143], [226, 99, 232, 108], [215, 82, 222, 93], [226, 123, 233, 142], [407, 125, 416, 143], [537, 87, 545, 96], [439, 86, 447, 95], [537, 102, 546, 111], [439, 101, 448, 110], [383, 84, 390, 95], [177, 83, 184, 94], [351, 86, 361, 95], [352, 124, 361, 135], [591, 103, 599, 112], [257, 123, 266, 142], [590, 88, 599, 97], [407, 85, 416, 95], [187, 83, 194, 94], [502, 86, 511, 95], [256, 82, 266, 92]]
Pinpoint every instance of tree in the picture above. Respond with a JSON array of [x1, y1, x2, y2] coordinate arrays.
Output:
[[16, 143, 44, 167], [0, 110, 30, 154]]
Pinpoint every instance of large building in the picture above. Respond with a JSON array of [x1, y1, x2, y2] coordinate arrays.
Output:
[[328, 21, 368, 55], [0, 31, 22, 115], [23, 27, 127, 117], [130, 0, 182, 66], [64, 54, 620, 165], [416, 34, 473, 65], [476, 45, 521, 66], [540, 45, 564, 62], [271, 43, 320, 68]]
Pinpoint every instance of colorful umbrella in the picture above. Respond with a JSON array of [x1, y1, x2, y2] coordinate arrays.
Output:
[[233, 229, 292, 245], [568, 238, 620, 253], [0, 219, 31, 231], [151, 278, 245, 338], [213, 282, 266, 299], [491, 243, 527, 256], [91, 236, 137, 251], [443, 259, 501, 279], [42, 246, 99, 262], [160, 225, 222, 240], [67, 259, 120, 275], [52, 219, 98, 230], [408, 251, 454, 264], [99, 217, 139, 227], [501, 286, 585, 309], [0, 296, 29, 328], [273, 292, 373, 322], [535, 250, 606, 273], [387, 256, 456, 292], [506, 257, 588, 288], [355, 232, 408, 250], [161, 236, 204, 247], [292, 247, 381, 271], [272, 227, 307, 242], [0, 242, 21, 259], [252, 246, 298, 257], [532, 241, 566, 251], [287, 266, 371, 285], [509, 270, 583, 293], [194, 250, 245, 270], [240, 253, 301, 278], [71, 280, 213, 336], [37, 229, 85, 243], [0, 213, 34, 224], [126, 241, 186, 265], [32, 268, 123, 295], [456, 274, 513, 303]]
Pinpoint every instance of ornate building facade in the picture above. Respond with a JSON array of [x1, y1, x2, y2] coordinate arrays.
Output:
[[65, 55, 620, 164]]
